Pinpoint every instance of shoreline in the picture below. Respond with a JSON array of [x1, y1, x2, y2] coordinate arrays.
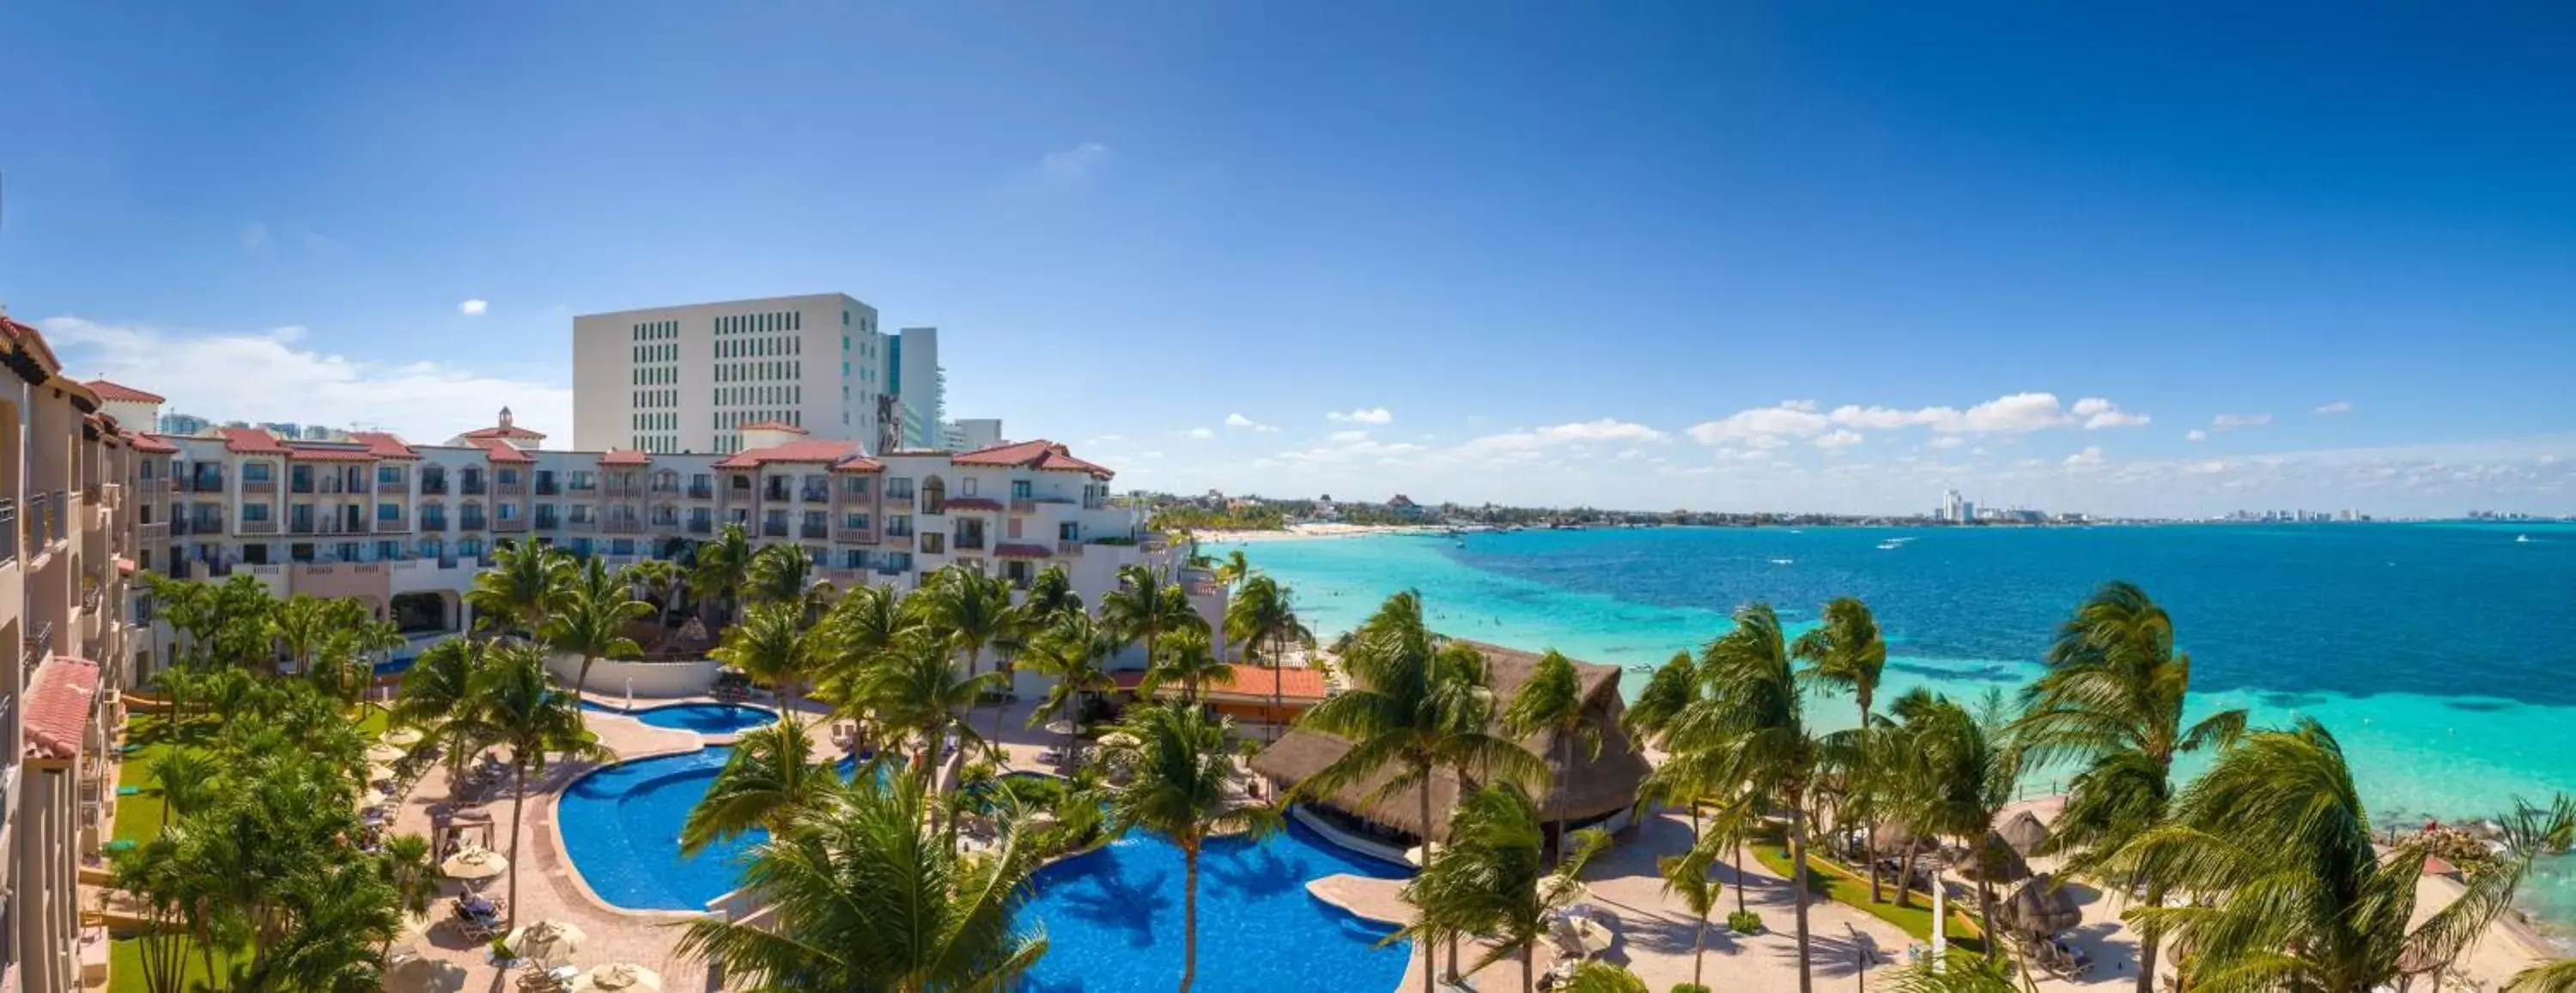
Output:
[[1203, 523, 1451, 543]]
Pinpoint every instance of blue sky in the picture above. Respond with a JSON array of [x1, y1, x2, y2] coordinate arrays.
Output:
[[4, 2, 2572, 515]]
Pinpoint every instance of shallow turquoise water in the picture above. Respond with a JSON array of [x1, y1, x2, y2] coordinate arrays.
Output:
[[1223, 523, 2576, 929]]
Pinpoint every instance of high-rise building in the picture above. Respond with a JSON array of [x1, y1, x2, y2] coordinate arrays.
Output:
[[1939, 489, 1965, 523], [943, 417, 1004, 452], [570, 294, 945, 455], [155, 411, 210, 436]]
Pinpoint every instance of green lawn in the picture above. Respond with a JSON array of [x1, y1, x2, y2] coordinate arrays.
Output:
[[109, 935, 247, 993], [1749, 827, 1989, 954]]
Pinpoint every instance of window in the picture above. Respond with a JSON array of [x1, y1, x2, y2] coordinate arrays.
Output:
[[378, 466, 402, 484], [379, 503, 400, 521], [920, 532, 945, 554], [961, 478, 978, 496], [244, 503, 271, 521], [843, 512, 869, 530], [245, 463, 273, 483], [498, 468, 519, 484]]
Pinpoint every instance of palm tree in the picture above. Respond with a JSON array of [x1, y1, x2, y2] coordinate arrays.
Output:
[[375, 833, 441, 949], [454, 642, 609, 925], [1140, 626, 1234, 705], [681, 721, 844, 856], [2013, 581, 2247, 993], [549, 557, 650, 714], [1666, 603, 1822, 993], [690, 523, 756, 631], [1297, 591, 1548, 993], [149, 751, 222, 828], [2109, 721, 2574, 993], [1102, 703, 1282, 993], [858, 632, 1003, 780], [1021, 564, 1084, 624], [1398, 780, 1612, 993], [1561, 963, 1652, 993], [746, 544, 832, 621], [1103, 564, 1208, 673], [271, 594, 336, 677], [914, 565, 1021, 745], [392, 638, 484, 791], [622, 558, 683, 651], [1791, 596, 1888, 733], [1213, 548, 1252, 591], [1503, 649, 1601, 867], [1887, 689, 2015, 937], [1227, 574, 1315, 741], [467, 541, 571, 640], [1020, 611, 1119, 770], [2509, 961, 2576, 993], [714, 602, 822, 724], [1660, 844, 1723, 991], [673, 768, 1048, 992]]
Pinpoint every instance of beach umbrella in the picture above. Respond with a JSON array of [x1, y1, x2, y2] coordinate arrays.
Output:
[[440, 845, 508, 883], [574, 964, 662, 993], [505, 920, 588, 969], [384, 727, 425, 747], [1998, 810, 2050, 857], [1547, 914, 1614, 960], [368, 763, 400, 784], [1869, 821, 1919, 857], [1999, 874, 2082, 938], [382, 954, 468, 993], [368, 742, 409, 763], [1955, 832, 2032, 884]]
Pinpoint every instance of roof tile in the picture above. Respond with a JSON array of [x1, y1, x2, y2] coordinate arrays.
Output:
[[85, 380, 167, 404], [22, 657, 100, 760], [218, 426, 289, 454]]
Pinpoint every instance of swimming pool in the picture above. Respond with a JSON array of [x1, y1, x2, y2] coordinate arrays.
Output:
[[580, 701, 776, 734], [558, 752, 1413, 990]]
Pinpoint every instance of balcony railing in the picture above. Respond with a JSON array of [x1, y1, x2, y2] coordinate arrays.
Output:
[[460, 478, 488, 496], [604, 481, 641, 498], [289, 518, 370, 535], [243, 476, 276, 495], [419, 517, 448, 532], [651, 479, 681, 494], [686, 519, 713, 534], [1056, 539, 1085, 557], [376, 517, 410, 533], [0, 497, 14, 564], [800, 522, 829, 539], [534, 515, 561, 531], [568, 518, 597, 533], [881, 532, 913, 550], [602, 519, 643, 534], [240, 518, 278, 534], [536, 480, 561, 496], [419, 477, 448, 495], [687, 484, 714, 499], [495, 517, 529, 533], [459, 516, 488, 533], [568, 481, 597, 494], [801, 488, 831, 503], [953, 534, 986, 551], [185, 517, 224, 536], [835, 527, 873, 543], [24, 621, 53, 673], [761, 521, 789, 538], [139, 521, 169, 542], [763, 488, 792, 503]]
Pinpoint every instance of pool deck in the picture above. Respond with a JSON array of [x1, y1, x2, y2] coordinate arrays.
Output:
[[386, 690, 1081, 992]]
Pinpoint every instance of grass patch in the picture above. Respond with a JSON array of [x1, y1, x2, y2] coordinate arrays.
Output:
[[112, 716, 173, 843], [109, 935, 249, 993], [1749, 825, 1988, 954]]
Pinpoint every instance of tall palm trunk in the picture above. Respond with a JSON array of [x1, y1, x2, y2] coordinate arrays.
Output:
[[574, 655, 597, 711], [507, 761, 528, 927], [1692, 913, 1708, 988], [1266, 632, 1285, 743], [1522, 946, 1534, 993], [2133, 890, 2164, 993], [1735, 836, 1749, 915], [1790, 795, 1814, 993], [1419, 770, 1437, 993], [1182, 841, 1201, 993], [1893, 835, 1923, 909]]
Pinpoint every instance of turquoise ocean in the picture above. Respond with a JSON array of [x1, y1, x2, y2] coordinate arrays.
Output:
[[1215, 522, 2576, 932]]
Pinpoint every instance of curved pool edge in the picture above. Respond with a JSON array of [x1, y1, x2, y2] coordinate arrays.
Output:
[[541, 740, 732, 922]]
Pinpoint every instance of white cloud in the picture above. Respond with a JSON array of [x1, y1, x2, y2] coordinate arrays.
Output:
[[458, 299, 489, 317], [2186, 429, 2209, 442], [2063, 446, 2106, 467], [41, 315, 570, 442], [1328, 429, 1370, 442], [1814, 429, 1865, 450], [2073, 397, 2151, 429], [1326, 407, 1394, 424], [1952, 393, 2080, 433], [2314, 400, 2355, 416], [1686, 403, 1832, 446], [1692, 392, 2144, 447], [1183, 428, 1216, 440], [1224, 413, 1279, 433], [1929, 436, 1967, 450], [2211, 412, 2272, 430], [1040, 142, 1112, 180]]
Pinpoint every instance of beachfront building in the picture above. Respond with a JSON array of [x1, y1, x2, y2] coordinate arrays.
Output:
[[1251, 643, 1651, 862], [568, 293, 946, 455], [130, 408, 1205, 695], [1120, 663, 1331, 740], [0, 317, 151, 993]]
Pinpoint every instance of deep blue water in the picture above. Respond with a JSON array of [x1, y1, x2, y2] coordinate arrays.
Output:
[[580, 701, 778, 734], [559, 747, 755, 911], [1017, 819, 1413, 993]]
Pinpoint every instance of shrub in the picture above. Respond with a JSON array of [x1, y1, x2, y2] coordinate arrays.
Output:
[[1728, 910, 1764, 934], [1672, 985, 1714, 993]]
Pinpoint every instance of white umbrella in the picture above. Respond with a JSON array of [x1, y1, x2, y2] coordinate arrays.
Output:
[[382, 954, 468, 993], [368, 764, 400, 784], [1549, 915, 1613, 960], [368, 742, 410, 763], [575, 964, 662, 993], [440, 845, 508, 882], [383, 727, 425, 746], [1043, 719, 1078, 736], [505, 920, 587, 970]]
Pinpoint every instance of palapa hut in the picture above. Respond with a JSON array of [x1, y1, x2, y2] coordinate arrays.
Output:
[[1249, 641, 1652, 852], [1998, 873, 2082, 938], [1955, 831, 2033, 884], [1998, 809, 2050, 858]]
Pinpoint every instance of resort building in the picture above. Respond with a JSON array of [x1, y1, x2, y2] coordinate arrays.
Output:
[[125, 404, 1207, 697], [568, 294, 947, 455], [0, 316, 150, 993], [1119, 663, 1331, 739], [1251, 643, 1651, 862]]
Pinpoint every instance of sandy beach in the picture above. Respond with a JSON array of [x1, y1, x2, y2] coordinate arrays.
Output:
[[1205, 522, 1452, 543]]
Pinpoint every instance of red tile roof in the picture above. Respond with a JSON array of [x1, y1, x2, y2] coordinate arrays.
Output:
[[993, 541, 1053, 559], [126, 431, 179, 454], [738, 421, 809, 434], [115, 556, 136, 575], [464, 436, 536, 464], [829, 455, 884, 474], [284, 443, 378, 462], [714, 439, 861, 469], [0, 316, 64, 376], [1196, 665, 1330, 703], [84, 379, 166, 404], [218, 426, 289, 454], [598, 449, 650, 466], [459, 423, 545, 440], [22, 657, 100, 760], [950, 440, 1113, 478], [349, 431, 420, 460], [945, 497, 1005, 512]]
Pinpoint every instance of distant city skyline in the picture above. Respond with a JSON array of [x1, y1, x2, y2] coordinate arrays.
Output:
[[5, 3, 2571, 516]]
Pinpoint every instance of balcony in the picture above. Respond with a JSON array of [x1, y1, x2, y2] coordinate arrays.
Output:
[[376, 516, 410, 533], [568, 481, 598, 496], [459, 516, 488, 533], [495, 475, 529, 496], [0, 498, 13, 563], [604, 480, 641, 498], [26, 493, 57, 550], [240, 517, 278, 534], [185, 517, 224, 536], [800, 522, 829, 539], [419, 477, 448, 496], [289, 518, 370, 536], [801, 487, 831, 503], [686, 519, 713, 535], [534, 514, 561, 532], [1056, 539, 1085, 557], [243, 476, 277, 495], [419, 517, 449, 533], [651, 479, 681, 495], [138, 521, 170, 542], [1010, 496, 1074, 515], [171, 474, 191, 493], [761, 521, 789, 538], [24, 621, 53, 673], [460, 478, 488, 496], [953, 534, 987, 552], [536, 479, 561, 496], [568, 517, 597, 533], [763, 487, 792, 503], [495, 517, 529, 533], [687, 484, 714, 500], [835, 527, 874, 544], [602, 519, 643, 535], [881, 531, 914, 551]]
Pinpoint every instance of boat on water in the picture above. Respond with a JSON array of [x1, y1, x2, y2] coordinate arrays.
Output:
[[1876, 540, 1904, 551], [1770, 557, 1795, 565], [2516, 534, 2532, 544]]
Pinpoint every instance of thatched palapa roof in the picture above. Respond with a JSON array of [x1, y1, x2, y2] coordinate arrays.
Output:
[[1249, 641, 1653, 844], [1998, 809, 2050, 857], [1999, 873, 2081, 937]]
